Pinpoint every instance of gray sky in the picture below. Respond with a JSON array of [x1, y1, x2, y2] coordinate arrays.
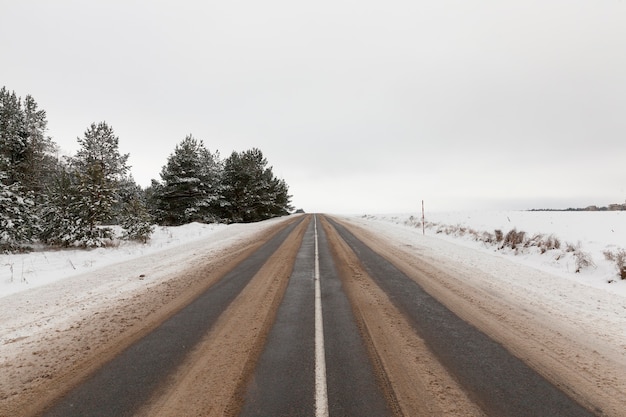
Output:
[[2, 0, 625, 213]]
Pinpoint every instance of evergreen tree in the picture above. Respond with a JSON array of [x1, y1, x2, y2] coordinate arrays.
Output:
[[69, 122, 130, 246], [118, 177, 154, 243], [21, 94, 56, 195], [0, 171, 38, 251], [39, 161, 83, 247], [144, 179, 167, 224], [120, 196, 154, 243], [113, 175, 142, 223], [1, 87, 61, 249], [0, 87, 27, 185], [155, 135, 221, 225], [220, 148, 292, 223], [0, 87, 157, 249], [120, 184, 154, 243], [196, 144, 223, 221], [266, 176, 293, 218]]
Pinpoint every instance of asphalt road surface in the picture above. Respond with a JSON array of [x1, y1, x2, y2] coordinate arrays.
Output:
[[32, 214, 599, 417]]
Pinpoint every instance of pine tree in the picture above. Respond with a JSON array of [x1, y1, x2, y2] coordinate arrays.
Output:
[[21, 94, 56, 195], [220, 148, 292, 223], [0, 87, 27, 185], [120, 196, 154, 243], [1, 87, 62, 249], [69, 122, 130, 246], [113, 175, 141, 223], [155, 135, 221, 225], [266, 176, 293, 218], [0, 171, 38, 251], [220, 150, 256, 223], [196, 144, 223, 221], [0, 88, 37, 250], [117, 176, 154, 243], [144, 179, 167, 224], [39, 162, 83, 247]]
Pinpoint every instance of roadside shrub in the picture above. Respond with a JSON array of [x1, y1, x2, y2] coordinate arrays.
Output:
[[468, 228, 480, 241], [502, 228, 526, 250], [573, 249, 595, 273], [603, 250, 616, 261], [436, 225, 453, 235], [548, 235, 561, 250], [122, 220, 154, 243], [480, 231, 495, 244], [603, 249, 626, 279], [529, 234, 561, 253], [404, 215, 421, 229], [526, 233, 544, 250], [618, 252, 626, 280], [397, 216, 600, 277]]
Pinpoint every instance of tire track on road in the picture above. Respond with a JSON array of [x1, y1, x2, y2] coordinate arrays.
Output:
[[38, 216, 307, 417], [325, 216, 597, 417], [239, 215, 393, 417], [321, 216, 483, 417]]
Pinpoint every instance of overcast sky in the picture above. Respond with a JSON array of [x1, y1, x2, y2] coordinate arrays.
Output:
[[2, 0, 625, 213]]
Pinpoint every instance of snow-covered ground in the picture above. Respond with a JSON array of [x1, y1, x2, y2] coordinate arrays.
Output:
[[357, 210, 626, 296], [2, 210, 625, 299], [0, 219, 287, 299], [1, 211, 626, 415]]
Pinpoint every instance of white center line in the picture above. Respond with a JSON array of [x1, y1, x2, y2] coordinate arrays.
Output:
[[314, 215, 329, 417]]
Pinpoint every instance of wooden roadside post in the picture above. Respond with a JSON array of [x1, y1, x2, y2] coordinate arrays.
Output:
[[421, 200, 425, 235]]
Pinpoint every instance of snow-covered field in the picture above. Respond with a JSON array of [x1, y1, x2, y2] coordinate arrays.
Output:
[[2, 210, 625, 299], [359, 210, 626, 296]]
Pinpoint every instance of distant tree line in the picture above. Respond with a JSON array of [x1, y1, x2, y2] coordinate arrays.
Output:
[[529, 203, 626, 212], [1, 86, 293, 251]]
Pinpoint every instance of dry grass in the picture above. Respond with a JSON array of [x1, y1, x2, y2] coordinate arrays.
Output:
[[396, 217, 600, 274], [603, 249, 626, 279], [502, 229, 526, 250], [573, 249, 595, 273]]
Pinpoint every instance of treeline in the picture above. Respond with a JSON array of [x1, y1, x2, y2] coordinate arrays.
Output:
[[1, 86, 293, 251], [530, 203, 626, 212]]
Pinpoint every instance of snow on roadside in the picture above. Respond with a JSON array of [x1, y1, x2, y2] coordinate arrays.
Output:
[[0, 218, 290, 299], [350, 210, 626, 296], [3, 210, 624, 300], [0, 216, 296, 357], [0, 216, 299, 412]]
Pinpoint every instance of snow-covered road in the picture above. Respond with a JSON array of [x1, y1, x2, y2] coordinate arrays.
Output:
[[340, 214, 626, 416], [0, 217, 296, 416], [1, 211, 625, 416]]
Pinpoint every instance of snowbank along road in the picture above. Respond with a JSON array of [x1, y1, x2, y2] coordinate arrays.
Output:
[[1, 214, 621, 416]]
